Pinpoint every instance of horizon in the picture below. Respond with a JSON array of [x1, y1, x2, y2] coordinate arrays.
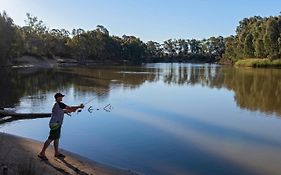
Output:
[[1, 0, 281, 42]]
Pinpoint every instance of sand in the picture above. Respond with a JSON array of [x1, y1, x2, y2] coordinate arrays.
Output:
[[0, 132, 139, 175]]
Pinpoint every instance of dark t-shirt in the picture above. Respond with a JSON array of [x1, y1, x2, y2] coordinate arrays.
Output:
[[58, 102, 67, 109]]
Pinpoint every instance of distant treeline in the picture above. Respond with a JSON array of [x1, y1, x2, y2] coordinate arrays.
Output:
[[0, 12, 224, 65], [1, 11, 281, 65]]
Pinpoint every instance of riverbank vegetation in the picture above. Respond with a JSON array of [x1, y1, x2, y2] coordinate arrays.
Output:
[[1, 11, 281, 66], [235, 58, 281, 67], [223, 14, 281, 65]]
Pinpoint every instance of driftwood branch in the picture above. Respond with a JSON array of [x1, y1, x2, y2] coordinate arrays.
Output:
[[0, 110, 51, 125], [0, 110, 51, 120]]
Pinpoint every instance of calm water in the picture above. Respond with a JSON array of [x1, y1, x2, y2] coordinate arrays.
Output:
[[1, 63, 281, 175]]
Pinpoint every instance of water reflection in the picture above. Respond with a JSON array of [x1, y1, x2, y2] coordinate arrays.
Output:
[[1, 64, 281, 117], [146, 64, 281, 117], [1, 64, 281, 175], [221, 68, 281, 116]]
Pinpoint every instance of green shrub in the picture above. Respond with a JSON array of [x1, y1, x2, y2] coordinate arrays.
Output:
[[235, 58, 281, 68]]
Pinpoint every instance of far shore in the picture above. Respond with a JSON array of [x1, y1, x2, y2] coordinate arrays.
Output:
[[0, 132, 139, 175], [4, 55, 218, 69]]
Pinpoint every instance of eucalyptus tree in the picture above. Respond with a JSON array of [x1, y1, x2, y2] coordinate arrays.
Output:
[[0, 11, 16, 64], [146, 41, 163, 59], [45, 28, 70, 57], [177, 39, 189, 57], [121, 35, 146, 63], [67, 28, 88, 60], [253, 19, 266, 58], [263, 17, 279, 59], [223, 36, 238, 62], [188, 39, 201, 54], [163, 39, 176, 57], [21, 13, 48, 56], [243, 33, 255, 57]]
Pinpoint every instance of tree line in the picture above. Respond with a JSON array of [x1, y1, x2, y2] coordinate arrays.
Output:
[[1, 11, 281, 66], [0, 12, 225, 65]]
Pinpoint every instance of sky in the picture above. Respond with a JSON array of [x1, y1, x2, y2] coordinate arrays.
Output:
[[1, 0, 281, 42]]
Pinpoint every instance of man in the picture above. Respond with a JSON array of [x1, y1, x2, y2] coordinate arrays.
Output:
[[38, 92, 84, 160]]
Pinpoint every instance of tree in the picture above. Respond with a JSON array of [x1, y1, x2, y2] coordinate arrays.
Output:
[[189, 39, 201, 54], [253, 21, 266, 58], [21, 13, 48, 56], [96, 25, 109, 36], [45, 28, 70, 57], [177, 39, 189, 57], [205, 36, 225, 58], [121, 35, 146, 63], [223, 36, 238, 62], [67, 29, 91, 60], [146, 41, 162, 58], [263, 17, 279, 59], [163, 39, 176, 57], [0, 11, 16, 65], [243, 33, 255, 57]]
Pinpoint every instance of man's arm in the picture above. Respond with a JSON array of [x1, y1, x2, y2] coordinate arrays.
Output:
[[64, 104, 84, 113]]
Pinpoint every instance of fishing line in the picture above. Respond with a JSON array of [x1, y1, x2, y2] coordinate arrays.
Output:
[[77, 87, 115, 114], [83, 87, 113, 105]]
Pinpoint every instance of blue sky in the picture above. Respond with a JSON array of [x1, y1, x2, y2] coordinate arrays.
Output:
[[1, 0, 281, 42]]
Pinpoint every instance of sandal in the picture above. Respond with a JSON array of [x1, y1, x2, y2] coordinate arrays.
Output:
[[55, 153, 66, 158], [38, 154, 48, 161]]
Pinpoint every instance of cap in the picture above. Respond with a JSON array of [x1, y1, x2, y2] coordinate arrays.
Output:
[[54, 92, 65, 99]]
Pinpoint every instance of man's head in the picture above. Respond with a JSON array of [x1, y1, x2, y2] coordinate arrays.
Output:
[[54, 92, 65, 101]]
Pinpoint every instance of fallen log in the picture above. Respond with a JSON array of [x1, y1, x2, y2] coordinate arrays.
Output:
[[0, 110, 51, 125], [0, 110, 51, 118]]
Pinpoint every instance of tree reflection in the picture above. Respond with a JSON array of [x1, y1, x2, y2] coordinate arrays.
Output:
[[1, 64, 281, 117], [160, 64, 281, 117], [0, 66, 158, 108], [221, 68, 281, 116]]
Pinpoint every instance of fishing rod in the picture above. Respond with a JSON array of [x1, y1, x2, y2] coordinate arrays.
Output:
[[83, 87, 113, 106], [77, 87, 115, 114]]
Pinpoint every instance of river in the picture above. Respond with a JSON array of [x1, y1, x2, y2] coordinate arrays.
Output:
[[1, 63, 281, 175]]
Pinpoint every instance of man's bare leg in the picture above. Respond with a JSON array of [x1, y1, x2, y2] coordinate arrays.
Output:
[[54, 139, 59, 155], [39, 139, 53, 156]]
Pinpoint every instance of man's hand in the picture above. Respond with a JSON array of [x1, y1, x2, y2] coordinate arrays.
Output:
[[79, 104, 84, 108]]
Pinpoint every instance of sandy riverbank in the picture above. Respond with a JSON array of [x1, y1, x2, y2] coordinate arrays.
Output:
[[10, 56, 123, 69], [11, 56, 74, 68], [0, 132, 139, 175]]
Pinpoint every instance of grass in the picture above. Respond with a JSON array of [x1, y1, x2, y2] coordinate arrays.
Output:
[[235, 58, 281, 68]]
